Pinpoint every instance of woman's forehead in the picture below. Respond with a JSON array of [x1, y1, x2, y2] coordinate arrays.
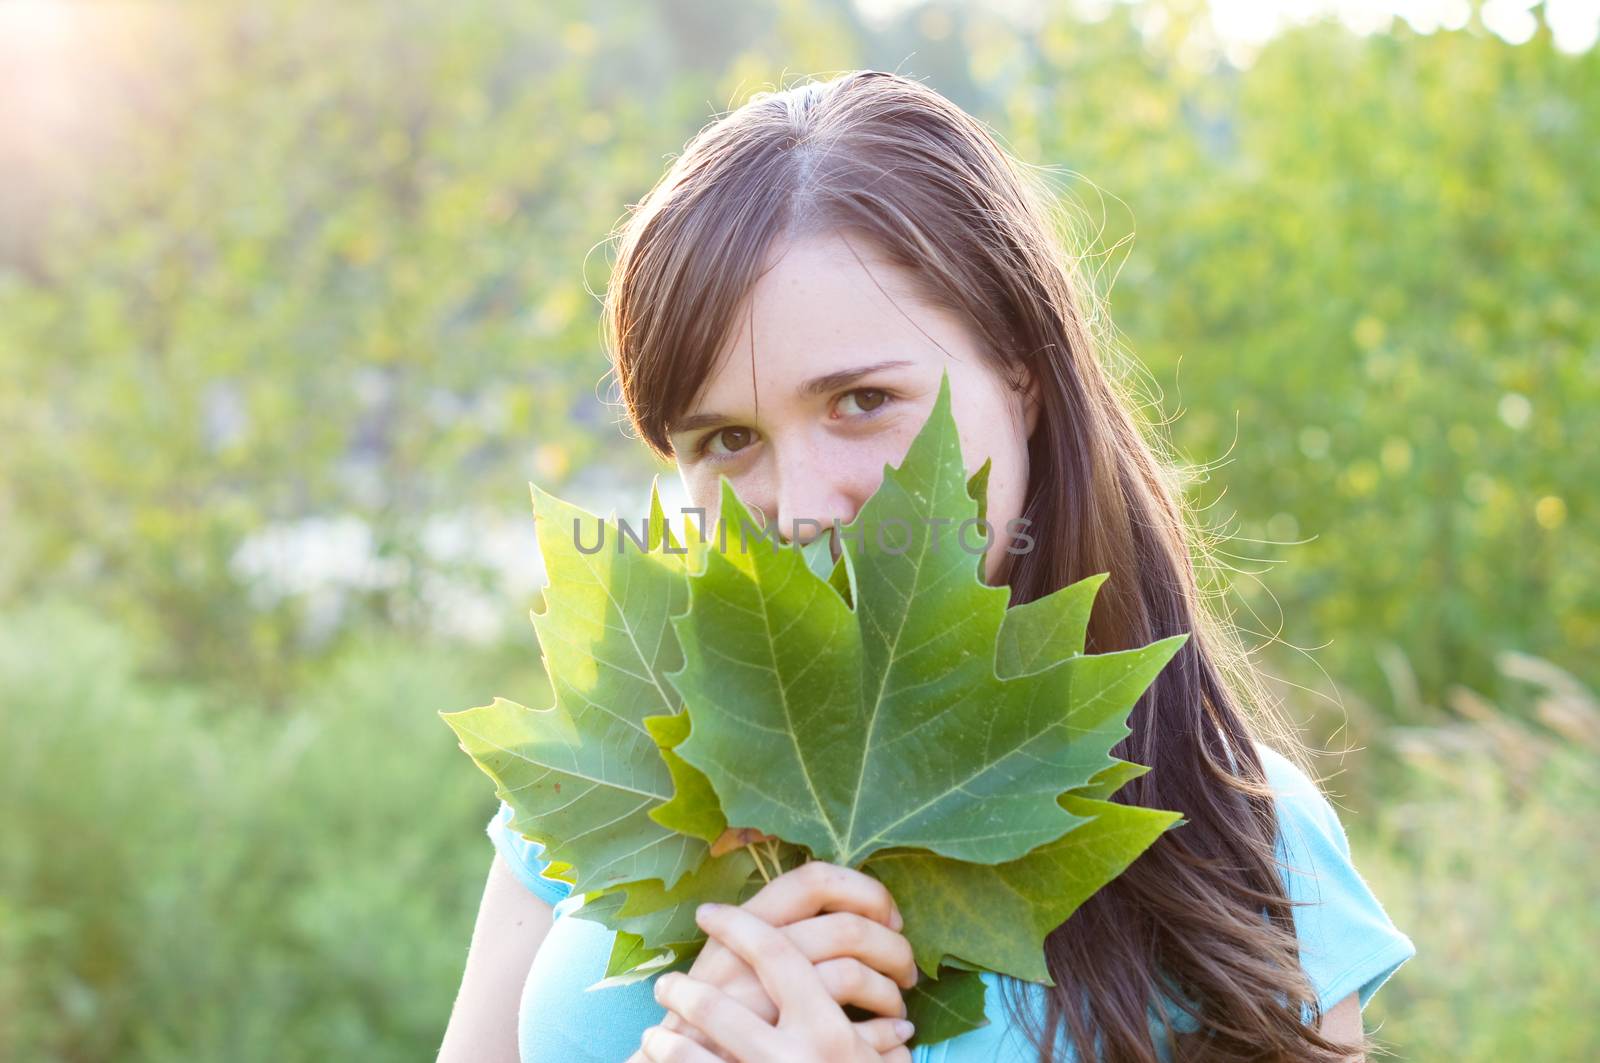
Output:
[[677, 233, 970, 420]]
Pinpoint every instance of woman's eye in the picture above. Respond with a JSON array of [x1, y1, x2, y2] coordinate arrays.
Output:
[[702, 426, 754, 459], [695, 389, 890, 461], [837, 388, 890, 416]]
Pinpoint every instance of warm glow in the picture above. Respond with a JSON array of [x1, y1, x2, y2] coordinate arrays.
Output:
[[1, 0, 90, 131], [0, 0, 175, 248], [0, 0, 77, 45]]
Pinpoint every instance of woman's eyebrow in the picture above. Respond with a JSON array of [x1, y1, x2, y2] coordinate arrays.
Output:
[[668, 359, 915, 434], [797, 358, 915, 398]]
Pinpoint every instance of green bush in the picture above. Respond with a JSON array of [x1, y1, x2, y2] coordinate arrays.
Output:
[[1280, 650, 1600, 1062], [0, 596, 548, 1061]]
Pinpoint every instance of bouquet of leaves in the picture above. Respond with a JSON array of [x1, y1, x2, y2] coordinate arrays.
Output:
[[442, 372, 1186, 1046]]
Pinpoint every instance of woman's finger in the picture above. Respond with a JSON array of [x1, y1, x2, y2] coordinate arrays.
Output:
[[696, 903, 836, 1017], [852, 1016, 917, 1053], [639, 1023, 728, 1063], [655, 1012, 741, 1059], [813, 957, 907, 1018], [666, 926, 910, 1025], [742, 860, 904, 931], [653, 971, 774, 1061], [786, 911, 919, 989]]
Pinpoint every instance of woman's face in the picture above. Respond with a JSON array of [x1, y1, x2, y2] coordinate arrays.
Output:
[[665, 229, 1038, 584]]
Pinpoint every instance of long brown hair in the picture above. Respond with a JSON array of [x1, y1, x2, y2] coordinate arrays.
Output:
[[598, 70, 1360, 1062]]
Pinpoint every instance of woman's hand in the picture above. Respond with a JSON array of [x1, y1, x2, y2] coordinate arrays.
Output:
[[642, 901, 917, 1062], [626, 860, 919, 1062]]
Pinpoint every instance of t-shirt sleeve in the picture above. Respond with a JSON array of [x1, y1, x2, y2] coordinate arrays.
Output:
[[485, 800, 574, 908], [1258, 745, 1415, 1013]]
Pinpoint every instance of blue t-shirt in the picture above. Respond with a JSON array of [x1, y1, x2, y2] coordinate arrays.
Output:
[[485, 744, 1414, 1062]]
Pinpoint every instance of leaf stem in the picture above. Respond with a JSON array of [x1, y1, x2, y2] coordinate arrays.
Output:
[[747, 842, 773, 883]]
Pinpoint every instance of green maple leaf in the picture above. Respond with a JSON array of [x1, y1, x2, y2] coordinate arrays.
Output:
[[574, 840, 805, 986], [440, 481, 711, 894], [666, 372, 1188, 870], [643, 710, 726, 844], [860, 561, 1181, 983], [595, 930, 682, 988], [880, 759, 1172, 1045], [866, 789, 1180, 982], [797, 458, 995, 608], [573, 845, 763, 954], [903, 966, 991, 1045]]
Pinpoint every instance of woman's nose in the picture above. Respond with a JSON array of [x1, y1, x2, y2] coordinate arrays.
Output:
[[766, 459, 862, 547]]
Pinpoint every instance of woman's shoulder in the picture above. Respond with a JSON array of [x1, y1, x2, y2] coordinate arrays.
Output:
[[1253, 742, 1349, 848], [1249, 741, 1416, 1012], [486, 799, 575, 908]]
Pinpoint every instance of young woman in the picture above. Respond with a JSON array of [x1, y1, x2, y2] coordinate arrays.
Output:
[[438, 71, 1413, 1063]]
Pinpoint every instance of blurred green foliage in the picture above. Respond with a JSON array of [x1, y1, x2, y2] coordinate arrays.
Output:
[[1, 0, 1595, 1060], [1011, 15, 1599, 703], [0, 595, 550, 1060], [1330, 651, 1600, 1060], [1, 0, 1592, 705]]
